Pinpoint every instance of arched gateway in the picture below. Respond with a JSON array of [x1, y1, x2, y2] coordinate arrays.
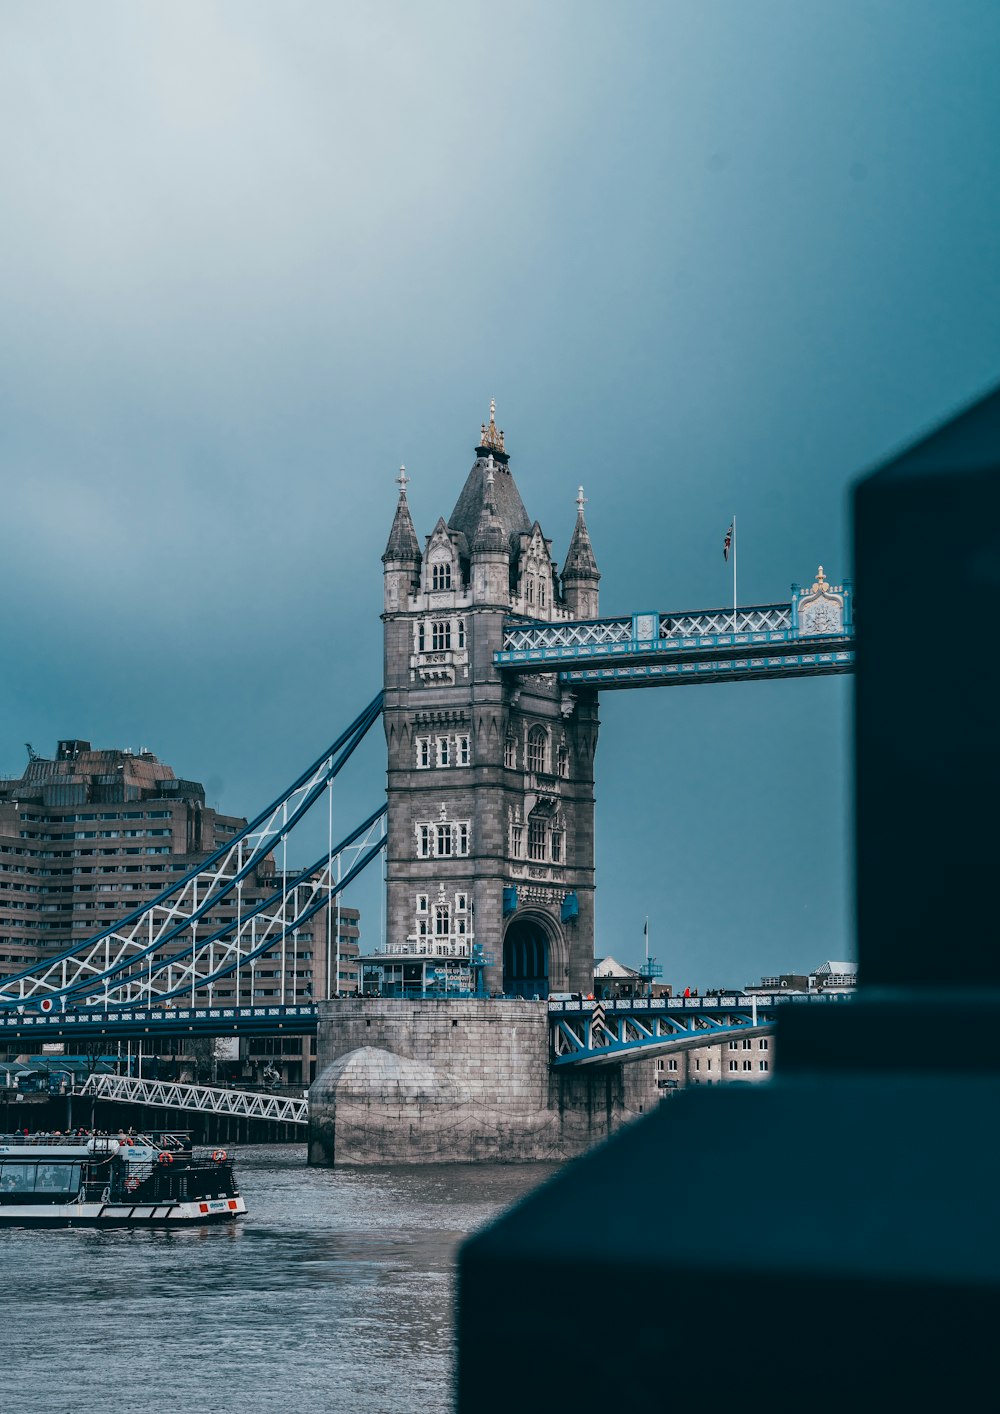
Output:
[[502, 917, 551, 998]]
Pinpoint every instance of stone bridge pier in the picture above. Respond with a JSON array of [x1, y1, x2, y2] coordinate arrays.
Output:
[[308, 999, 659, 1166]]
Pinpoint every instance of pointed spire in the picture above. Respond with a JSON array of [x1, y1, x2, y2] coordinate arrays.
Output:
[[562, 485, 600, 583], [475, 398, 509, 463], [472, 455, 506, 556], [382, 465, 421, 564]]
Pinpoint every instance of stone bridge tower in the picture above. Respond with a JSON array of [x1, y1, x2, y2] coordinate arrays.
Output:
[[381, 404, 600, 996]]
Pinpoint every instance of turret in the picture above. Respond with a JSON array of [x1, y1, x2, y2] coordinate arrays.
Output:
[[561, 486, 600, 618], [382, 466, 422, 613], [471, 460, 509, 604]]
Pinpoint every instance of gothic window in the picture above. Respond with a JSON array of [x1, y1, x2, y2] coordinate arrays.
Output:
[[556, 742, 568, 777], [417, 622, 426, 652], [417, 895, 428, 913], [525, 578, 534, 605], [456, 917, 467, 936], [456, 893, 468, 911], [432, 563, 452, 591], [458, 735, 470, 766], [417, 738, 430, 769], [511, 822, 523, 857], [504, 731, 517, 769], [414, 816, 471, 859], [418, 918, 428, 938], [457, 619, 466, 649], [551, 829, 563, 863], [527, 726, 547, 775], [432, 621, 451, 651], [539, 579, 546, 608], [528, 817, 546, 861], [435, 904, 450, 936], [438, 737, 450, 768]]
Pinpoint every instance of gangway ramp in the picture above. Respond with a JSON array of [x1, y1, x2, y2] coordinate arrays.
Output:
[[74, 1072, 308, 1125]]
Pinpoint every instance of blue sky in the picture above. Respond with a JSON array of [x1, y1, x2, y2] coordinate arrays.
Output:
[[2, 1, 998, 987]]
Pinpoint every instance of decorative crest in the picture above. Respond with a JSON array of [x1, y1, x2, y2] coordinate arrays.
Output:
[[478, 398, 506, 455]]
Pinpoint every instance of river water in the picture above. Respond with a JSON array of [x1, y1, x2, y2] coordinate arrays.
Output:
[[5, 1146, 555, 1414]]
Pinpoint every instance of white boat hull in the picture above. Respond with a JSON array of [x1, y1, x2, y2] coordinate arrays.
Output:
[[0, 1194, 247, 1227]]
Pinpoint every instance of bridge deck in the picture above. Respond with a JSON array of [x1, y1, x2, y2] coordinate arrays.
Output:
[[495, 602, 854, 687]]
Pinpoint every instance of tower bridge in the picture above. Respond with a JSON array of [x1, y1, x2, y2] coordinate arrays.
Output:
[[1, 402, 853, 1076], [378, 400, 852, 1003]]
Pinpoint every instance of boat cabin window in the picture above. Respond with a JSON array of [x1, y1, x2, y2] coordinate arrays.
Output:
[[0, 1161, 81, 1196]]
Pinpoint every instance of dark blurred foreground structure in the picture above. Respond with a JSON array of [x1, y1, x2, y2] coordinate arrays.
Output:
[[457, 385, 1000, 1412]]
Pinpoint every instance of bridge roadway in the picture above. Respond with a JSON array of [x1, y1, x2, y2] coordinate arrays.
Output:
[[549, 992, 852, 1066], [0, 1002, 319, 1044], [1, 993, 852, 1067]]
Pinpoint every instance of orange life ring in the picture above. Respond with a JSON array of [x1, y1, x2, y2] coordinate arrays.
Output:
[[212, 1149, 228, 1163], [158, 1151, 173, 1165]]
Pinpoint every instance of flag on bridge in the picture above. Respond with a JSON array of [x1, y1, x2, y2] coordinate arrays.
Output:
[[723, 521, 734, 561]]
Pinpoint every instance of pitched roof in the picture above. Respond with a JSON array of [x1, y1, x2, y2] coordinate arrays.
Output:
[[813, 960, 858, 977], [383, 489, 421, 563], [449, 456, 531, 562], [594, 955, 642, 978], [562, 495, 600, 583]]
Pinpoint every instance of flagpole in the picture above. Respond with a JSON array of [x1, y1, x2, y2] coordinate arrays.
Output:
[[732, 513, 737, 633]]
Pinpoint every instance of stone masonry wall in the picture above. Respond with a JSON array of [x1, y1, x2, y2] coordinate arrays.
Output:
[[308, 998, 661, 1165]]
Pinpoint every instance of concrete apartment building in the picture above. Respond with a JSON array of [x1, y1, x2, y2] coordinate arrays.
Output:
[[0, 738, 360, 1085], [650, 960, 857, 1092]]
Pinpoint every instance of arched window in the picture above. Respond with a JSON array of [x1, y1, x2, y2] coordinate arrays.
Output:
[[504, 731, 517, 769], [556, 743, 568, 777], [435, 904, 450, 936], [539, 579, 547, 608], [432, 562, 452, 591], [527, 726, 547, 775]]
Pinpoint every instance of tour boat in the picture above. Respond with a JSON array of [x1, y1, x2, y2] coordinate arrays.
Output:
[[0, 1131, 247, 1227]]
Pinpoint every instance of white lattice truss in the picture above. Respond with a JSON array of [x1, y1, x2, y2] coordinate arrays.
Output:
[[75, 1072, 308, 1124], [0, 695, 385, 1008], [503, 605, 793, 652]]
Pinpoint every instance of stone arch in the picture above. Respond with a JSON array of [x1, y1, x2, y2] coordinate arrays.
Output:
[[502, 908, 566, 999]]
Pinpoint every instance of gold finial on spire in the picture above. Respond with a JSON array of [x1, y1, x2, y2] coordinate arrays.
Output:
[[478, 398, 506, 454]]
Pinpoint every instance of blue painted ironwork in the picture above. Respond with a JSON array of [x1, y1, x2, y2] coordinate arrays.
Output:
[[494, 577, 855, 688], [0, 1002, 319, 1043], [549, 993, 852, 1067]]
